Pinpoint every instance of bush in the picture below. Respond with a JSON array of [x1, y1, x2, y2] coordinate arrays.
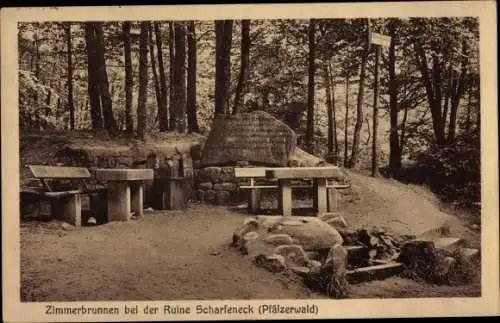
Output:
[[414, 129, 480, 212]]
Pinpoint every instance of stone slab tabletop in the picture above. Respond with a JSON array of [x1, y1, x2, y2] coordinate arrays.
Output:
[[94, 168, 154, 181], [265, 166, 342, 180]]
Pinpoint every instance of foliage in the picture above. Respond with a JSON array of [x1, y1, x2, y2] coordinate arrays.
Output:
[[17, 17, 481, 210], [414, 127, 480, 211], [19, 70, 67, 131]]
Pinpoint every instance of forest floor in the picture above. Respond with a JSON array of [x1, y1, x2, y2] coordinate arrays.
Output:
[[19, 132, 481, 301]]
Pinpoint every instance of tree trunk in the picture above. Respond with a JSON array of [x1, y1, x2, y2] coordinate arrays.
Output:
[[447, 40, 469, 142], [325, 62, 337, 164], [388, 20, 401, 171], [415, 43, 446, 146], [148, 23, 162, 125], [214, 20, 233, 116], [325, 65, 334, 162], [329, 64, 338, 162], [348, 41, 370, 168], [34, 32, 41, 79], [399, 101, 409, 154], [84, 23, 103, 130], [155, 22, 169, 131], [371, 45, 380, 177], [343, 75, 349, 168], [465, 79, 473, 133], [65, 23, 75, 130], [306, 19, 316, 150], [93, 22, 118, 134], [122, 21, 134, 135], [173, 22, 187, 133], [442, 62, 453, 132], [232, 19, 250, 115], [168, 22, 176, 130], [137, 22, 149, 140], [186, 21, 199, 133], [33, 33, 40, 105]]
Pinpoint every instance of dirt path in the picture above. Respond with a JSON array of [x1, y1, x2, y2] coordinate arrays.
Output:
[[21, 205, 323, 301], [21, 203, 480, 301]]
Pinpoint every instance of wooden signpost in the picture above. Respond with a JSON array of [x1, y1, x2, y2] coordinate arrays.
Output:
[[370, 32, 391, 47], [369, 32, 391, 177]]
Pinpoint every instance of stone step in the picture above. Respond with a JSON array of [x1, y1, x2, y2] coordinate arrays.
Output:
[[431, 237, 465, 251], [346, 262, 404, 284], [458, 247, 480, 263]]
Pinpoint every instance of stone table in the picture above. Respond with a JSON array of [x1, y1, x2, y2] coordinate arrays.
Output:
[[95, 168, 154, 222], [266, 167, 343, 217]]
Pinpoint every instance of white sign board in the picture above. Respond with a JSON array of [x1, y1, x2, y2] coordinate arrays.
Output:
[[370, 32, 391, 47]]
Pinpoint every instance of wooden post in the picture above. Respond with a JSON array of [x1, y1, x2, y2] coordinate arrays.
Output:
[[107, 181, 131, 221], [130, 183, 144, 217], [60, 194, 82, 226], [313, 178, 328, 215], [371, 45, 381, 177], [249, 189, 261, 213], [327, 188, 339, 212], [278, 180, 292, 216]]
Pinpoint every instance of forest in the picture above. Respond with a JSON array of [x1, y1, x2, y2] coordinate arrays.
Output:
[[18, 17, 480, 211]]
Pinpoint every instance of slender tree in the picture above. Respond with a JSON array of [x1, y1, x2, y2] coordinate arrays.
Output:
[[371, 44, 381, 177], [65, 22, 75, 130], [168, 22, 176, 130], [137, 22, 149, 140], [447, 40, 469, 142], [173, 21, 187, 133], [232, 19, 250, 115], [148, 23, 162, 120], [388, 19, 401, 171], [154, 22, 169, 131], [343, 75, 349, 167], [214, 20, 233, 115], [348, 19, 370, 168], [324, 62, 338, 164], [84, 23, 103, 130], [306, 19, 316, 150], [186, 21, 199, 132], [93, 22, 118, 133], [122, 21, 134, 134]]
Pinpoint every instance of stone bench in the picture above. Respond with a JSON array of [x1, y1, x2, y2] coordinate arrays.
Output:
[[234, 167, 350, 214], [21, 165, 107, 226]]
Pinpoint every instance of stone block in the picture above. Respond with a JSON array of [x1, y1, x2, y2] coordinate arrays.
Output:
[[204, 189, 216, 203], [215, 190, 230, 205], [213, 183, 237, 191], [198, 167, 222, 183], [199, 182, 213, 190], [458, 247, 480, 263], [346, 262, 404, 284], [432, 237, 464, 251], [221, 166, 234, 174], [220, 173, 236, 183]]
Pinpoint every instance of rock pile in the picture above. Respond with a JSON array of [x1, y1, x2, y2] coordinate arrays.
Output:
[[231, 215, 349, 298], [336, 226, 415, 269], [232, 216, 479, 298]]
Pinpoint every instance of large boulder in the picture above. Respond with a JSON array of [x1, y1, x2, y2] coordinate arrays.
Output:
[[265, 216, 344, 251], [201, 111, 297, 167], [288, 147, 328, 167], [233, 216, 344, 252]]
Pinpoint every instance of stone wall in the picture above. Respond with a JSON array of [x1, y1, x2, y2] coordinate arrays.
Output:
[[195, 166, 241, 205]]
